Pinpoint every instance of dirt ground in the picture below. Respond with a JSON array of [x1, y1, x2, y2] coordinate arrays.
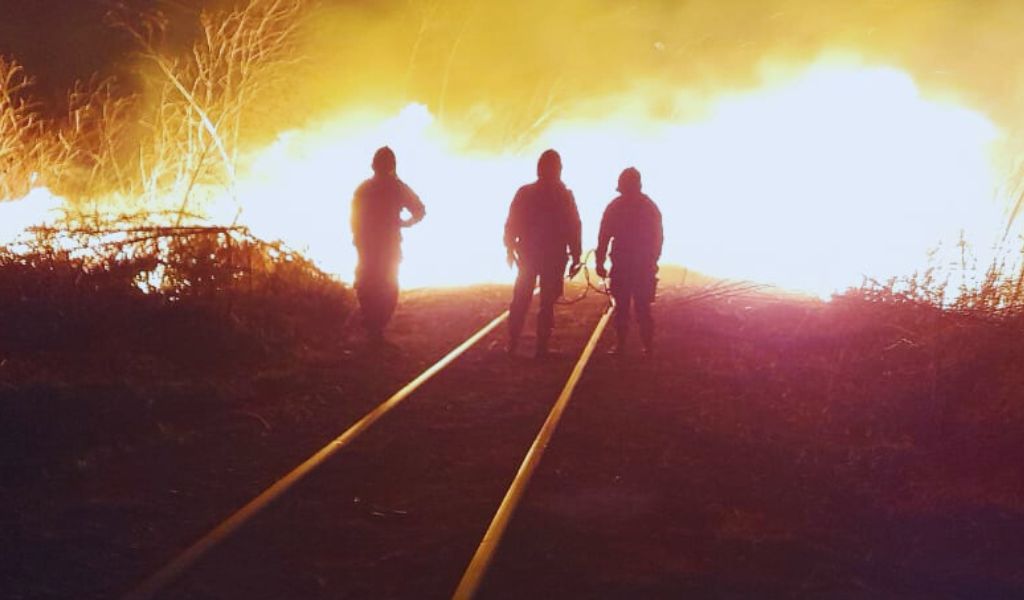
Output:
[[3, 284, 1023, 598]]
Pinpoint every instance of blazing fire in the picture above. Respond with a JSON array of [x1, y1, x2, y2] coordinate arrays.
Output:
[[161, 58, 1007, 295], [0, 1, 1015, 298]]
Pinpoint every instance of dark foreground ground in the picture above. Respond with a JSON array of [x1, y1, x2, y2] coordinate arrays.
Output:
[[2, 284, 1023, 598]]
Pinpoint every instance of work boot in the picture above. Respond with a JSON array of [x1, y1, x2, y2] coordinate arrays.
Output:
[[640, 330, 654, 357], [609, 328, 628, 356], [366, 327, 385, 346], [535, 332, 551, 358], [534, 342, 549, 358]]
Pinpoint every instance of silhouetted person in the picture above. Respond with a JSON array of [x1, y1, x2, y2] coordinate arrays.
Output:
[[595, 167, 663, 356], [350, 146, 426, 342], [504, 149, 582, 357]]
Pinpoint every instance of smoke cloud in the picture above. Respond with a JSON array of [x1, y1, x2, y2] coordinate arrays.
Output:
[[275, 0, 1024, 150], [3, 1, 1024, 148]]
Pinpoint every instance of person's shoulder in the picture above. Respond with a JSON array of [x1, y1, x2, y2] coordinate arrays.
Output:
[[513, 182, 538, 201], [396, 177, 416, 193], [544, 181, 574, 205], [640, 193, 661, 211], [518, 181, 538, 194], [395, 178, 420, 199], [606, 195, 626, 211], [354, 178, 375, 196]]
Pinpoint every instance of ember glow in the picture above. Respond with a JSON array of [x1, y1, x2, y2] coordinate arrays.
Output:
[[195, 58, 1002, 296]]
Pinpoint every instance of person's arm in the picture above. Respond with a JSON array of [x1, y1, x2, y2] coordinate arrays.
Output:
[[399, 183, 426, 227], [595, 203, 613, 278], [652, 202, 664, 264], [504, 189, 524, 267], [566, 190, 582, 265], [350, 189, 363, 248]]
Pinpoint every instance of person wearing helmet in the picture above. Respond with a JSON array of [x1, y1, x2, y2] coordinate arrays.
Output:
[[503, 149, 583, 357], [350, 146, 426, 343], [595, 167, 664, 356]]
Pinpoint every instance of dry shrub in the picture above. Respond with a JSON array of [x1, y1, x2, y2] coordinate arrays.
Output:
[[0, 56, 53, 200], [53, 77, 138, 199], [0, 2, 345, 371], [106, 0, 306, 218], [843, 234, 1024, 323], [0, 217, 352, 366], [830, 236, 1024, 435], [948, 251, 1024, 317], [4, 0, 307, 213]]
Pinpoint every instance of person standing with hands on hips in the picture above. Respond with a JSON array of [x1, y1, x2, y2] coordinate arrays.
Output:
[[350, 146, 426, 345]]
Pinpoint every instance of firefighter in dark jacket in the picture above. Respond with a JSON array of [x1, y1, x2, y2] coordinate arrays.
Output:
[[595, 167, 664, 355], [504, 149, 582, 357], [350, 146, 426, 342]]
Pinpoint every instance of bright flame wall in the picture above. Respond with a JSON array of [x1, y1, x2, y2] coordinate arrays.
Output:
[[222, 59, 1003, 296], [0, 58, 1005, 297]]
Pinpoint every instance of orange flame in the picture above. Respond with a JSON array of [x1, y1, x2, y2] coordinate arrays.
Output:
[[2, 58, 1010, 298]]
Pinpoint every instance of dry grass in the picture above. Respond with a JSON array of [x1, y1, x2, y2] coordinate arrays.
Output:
[[0, 2, 333, 365], [1, 1, 305, 217], [846, 232, 1024, 322], [0, 56, 65, 200], [105, 0, 305, 220]]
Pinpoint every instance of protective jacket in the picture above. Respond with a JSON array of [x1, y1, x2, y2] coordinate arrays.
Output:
[[596, 192, 663, 271], [503, 180, 582, 265], [351, 175, 425, 253]]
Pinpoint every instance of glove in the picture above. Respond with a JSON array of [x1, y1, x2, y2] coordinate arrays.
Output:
[[506, 248, 517, 268], [567, 260, 582, 279], [595, 261, 608, 279]]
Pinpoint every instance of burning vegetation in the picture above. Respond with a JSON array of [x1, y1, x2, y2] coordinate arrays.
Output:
[[1, 0, 1023, 394], [0, 0, 353, 363], [1, 2, 1023, 369], [2, 2, 1024, 597], [0, 0, 303, 206]]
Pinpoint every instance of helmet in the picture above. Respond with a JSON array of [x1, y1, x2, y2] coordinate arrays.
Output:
[[617, 167, 642, 194], [372, 146, 397, 175], [537, 149, 562, 181]]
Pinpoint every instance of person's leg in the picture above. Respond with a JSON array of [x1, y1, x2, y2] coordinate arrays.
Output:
[[355, 283, 372, 331], [357, 249, 399, 341], [359, 281, 385, 340], [636, 270, 657, 354], [354, 251, 379, 337], [508, 263, 537, 352], [379, 254, 401, 331], [610, 275, 632, 353], [536, 259, 566, 356]]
